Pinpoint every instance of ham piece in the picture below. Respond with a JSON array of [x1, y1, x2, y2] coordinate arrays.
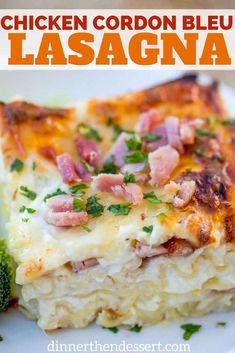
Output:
[[91, 173, 143, 205], [56, 153, 79, 184], [104, 132, 131, 168], [76, 135, 101, 169], [148, 145, 180, 186], [45, 194, 88, 227]]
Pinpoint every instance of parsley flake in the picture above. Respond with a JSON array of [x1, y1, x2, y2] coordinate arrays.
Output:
[[143, 192, 165, 204], [107, 203, 131, 216], [125, 135, 142, 151], [180, 323, 202, 340], [112, 125, 134, 141], [221, 119, 234, 126], [0, 335, 3, 342], [102, 326, 119, 334], [78, 123, 102, 142], [123, 172, 136, 184], [142, 133, 162, 142], [19, 205, 36, 214], [123, 151, 147, 164], [32, 161, 36, 171], [194, 148, 206, 158], [82, 225, 92, 232], [86, 196, 104, 217], [22, 218, 29, 223], [216, 322, 226, 327], [142, 225, 153, 234], [69, 184, 88, 194], [129, 325, 142, 333], [10, 159, 24, 173], [195, 128, 216, 138], [73, 198, 83, 212], [44, 188, 67, 202], [101, 155, 117, 174], [20, 186, 37, 201]]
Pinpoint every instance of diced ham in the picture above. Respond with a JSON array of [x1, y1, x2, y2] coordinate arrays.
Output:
[[135, 109, 161, 135], [56, 153, 79, 184], [104, 132, 131, 168], [148, 145, 180, 186], [173, 180, 196, 208], [180, 123, 195, 145], [112, 183, 143, 205], [92, 173, 123, 192], [145, 124, 168, 152], [70, 258, 99, 273], [165, 116, 183, 153], [76, 135, 101, 169], [135, 242, 168, 258], [46, 195, 74, 212], [91, 173, 143, 205], [163, 237, 194, 257], [75, 162, 91, 181], [45, 210, 88, 227]]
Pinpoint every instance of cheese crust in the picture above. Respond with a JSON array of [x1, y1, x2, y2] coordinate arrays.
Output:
[[1, 74, 235, 330]]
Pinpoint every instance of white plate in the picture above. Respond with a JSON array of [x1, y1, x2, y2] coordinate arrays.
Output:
[[1, 70, 235, 353]]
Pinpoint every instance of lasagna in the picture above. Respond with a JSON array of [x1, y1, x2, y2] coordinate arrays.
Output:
[[1, 74, 235, 330]]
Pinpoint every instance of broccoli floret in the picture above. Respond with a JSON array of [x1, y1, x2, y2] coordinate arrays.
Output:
[[0, 239, 13, 312]]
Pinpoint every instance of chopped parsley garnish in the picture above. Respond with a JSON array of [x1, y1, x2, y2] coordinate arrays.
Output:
[[142, 133, 162, 142], [22, 218, 29, 223], [180, 323, 202, 340], [107, 203, 131, 216], [43, 188, 66, 202], [221, 119, 234, 126], [129, 325, 142, 333], [123, 151, 147, 164], [102, 326, 119, 334], [82, 225, 92, 232], [125, 135, 142, 151], [185, 167, 193, 173], [195, 128, 216, 138], [106, 117, 113, 126], [123, 172, 136, 184], [69, 184, 88, 194], [19, 206, 36, 214], [73, 198, 83, 212], [77, 123, 102, 142], [10, 158, 24, 173], [194, 148, 206, 157], [143, 192, 165, 204], [0, 335, 3, 342], [101, 155, 117, 174], [86, 195, 104, 217], [20, 186, 37, 201], [32, 161, 36, 171], [112, 124, 134, 141], [142, 225, 153, 234], [216, 322, 226, 327]]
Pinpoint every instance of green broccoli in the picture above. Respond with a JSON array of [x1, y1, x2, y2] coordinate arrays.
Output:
[[0, 238, 13, 312]]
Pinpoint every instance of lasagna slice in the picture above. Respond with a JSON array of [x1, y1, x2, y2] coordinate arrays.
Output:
[[1, 75, 235, 330]]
